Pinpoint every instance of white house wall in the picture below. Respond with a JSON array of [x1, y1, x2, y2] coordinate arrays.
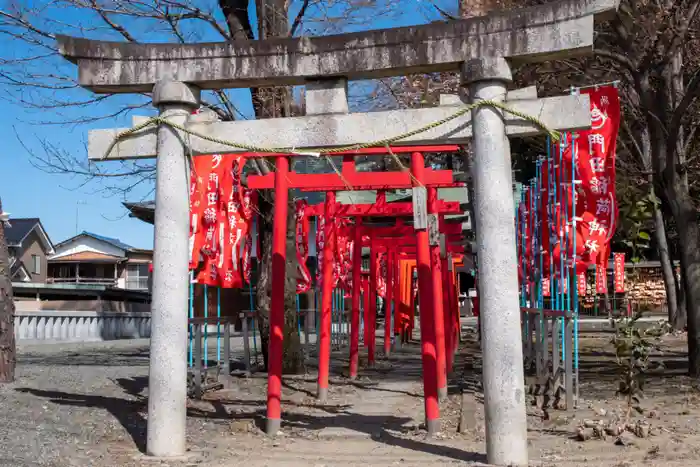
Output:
[[50, 236, 126, 260]]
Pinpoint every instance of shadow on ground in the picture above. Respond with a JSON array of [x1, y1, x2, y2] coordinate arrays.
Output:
[[16, 376, 150, 453]]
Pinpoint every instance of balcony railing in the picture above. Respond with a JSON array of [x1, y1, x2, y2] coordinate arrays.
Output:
[[47, 277, 117, 286], [125, 278, 149, 290]]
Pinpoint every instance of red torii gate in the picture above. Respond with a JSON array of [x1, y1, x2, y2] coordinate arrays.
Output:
[[246, 145, 465, 436], [354, 224, 465, 373], [309, 196, 464, 374], [331, 216, 465, 364], [368, 240, 465, 375]]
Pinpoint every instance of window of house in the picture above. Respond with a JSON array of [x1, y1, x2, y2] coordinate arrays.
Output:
[[32, 255, 41, 275], [126, 263, 149, 290]]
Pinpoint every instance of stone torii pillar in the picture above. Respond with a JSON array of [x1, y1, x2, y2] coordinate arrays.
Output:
[[148, 81, 200, 457], [464, 57, 527, 465]]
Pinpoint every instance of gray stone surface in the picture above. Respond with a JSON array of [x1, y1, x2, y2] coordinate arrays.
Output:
[[466, 59, 529, 466], [14, 310, 151, 343], [305, 79, 349, 115], [56, 0, 618, 92], [146, 81, 198, 457], [88, 94, 591, 160], [438, 86, 537, 106]]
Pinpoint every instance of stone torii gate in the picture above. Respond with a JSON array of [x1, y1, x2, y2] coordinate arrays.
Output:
[[57, 1, 617, 464]]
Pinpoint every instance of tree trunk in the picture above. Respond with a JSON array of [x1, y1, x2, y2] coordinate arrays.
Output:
[[219, 0, 303, 374], [0, 197, 16, 383], [664, 183, 700, 376], [674, 263, 687, 329], [256, 195, 304, 374], [653, 196, 680, 327], [638, 124, 680, 326]]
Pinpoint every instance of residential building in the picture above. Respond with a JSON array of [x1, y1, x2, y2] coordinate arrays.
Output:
[[6, 218, 55, 283], [47, 231, 152, 291]]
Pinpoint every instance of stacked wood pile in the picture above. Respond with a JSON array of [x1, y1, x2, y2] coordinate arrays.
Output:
[[626, 267, 667, 309]]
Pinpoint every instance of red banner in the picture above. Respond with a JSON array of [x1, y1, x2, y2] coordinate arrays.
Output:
[[575, 86, 620, 270], [577, 272, 587, 297], [377, 252, 387, 298], [188, 154, 254, 288], [315, 214, 326, 289], [542, 277, 551, 297], [295, 200, 312, 293], [614, 252, 625, 293], [595, 264, 607, 294]]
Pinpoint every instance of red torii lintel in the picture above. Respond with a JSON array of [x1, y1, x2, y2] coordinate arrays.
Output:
[[245, 145, 462, 191]]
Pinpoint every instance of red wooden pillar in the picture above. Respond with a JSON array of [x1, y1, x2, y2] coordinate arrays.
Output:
[[409, 265, 416, 341], [453, 267, 461, 351], [428, 188, 447, 400], [368, 245, 377, 366], [349, 218, 363, 379], [266, 156, 289, 435], [384, 248, 394, 357], [442, 257, 454, 374], [317, 191, 336, 402], [393, 252, 402, 337], [411, 152, 440, 435], [362, 277, 370, 347]]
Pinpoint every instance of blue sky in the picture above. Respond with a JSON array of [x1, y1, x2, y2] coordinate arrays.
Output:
[[0, 0, 448, 249]]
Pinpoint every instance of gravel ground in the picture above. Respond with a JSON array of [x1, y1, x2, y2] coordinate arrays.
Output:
[[3, 333, 700, 467], [0, 340, 143, 466]]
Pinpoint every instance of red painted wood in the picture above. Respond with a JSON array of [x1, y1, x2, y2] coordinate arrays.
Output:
[[317, 192, 336, 400], [349, 219, 363, 379], [412, 152, 440, 430], [247, 169, 462, 191], [368, 248, 378, 366], [429, 188, 447, 397], [304, 200, 462, 217], [267, 156, 289, 428]]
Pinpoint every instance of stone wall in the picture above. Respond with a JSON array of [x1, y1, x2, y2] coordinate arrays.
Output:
[[14, 310, 151, 344]]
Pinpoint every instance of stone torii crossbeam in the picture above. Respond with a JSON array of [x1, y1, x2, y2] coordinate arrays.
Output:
[[57, 0, 618, 465]]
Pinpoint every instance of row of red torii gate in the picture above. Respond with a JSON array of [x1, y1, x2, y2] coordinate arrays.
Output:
[[186, 144, 469, 435]]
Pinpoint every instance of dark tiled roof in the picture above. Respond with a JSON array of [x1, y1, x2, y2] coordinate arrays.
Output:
[[5, 218, 41, 246]]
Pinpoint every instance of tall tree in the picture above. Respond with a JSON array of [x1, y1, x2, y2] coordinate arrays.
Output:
[[0, 198, 16, 383], [592, 0, 700, 373]]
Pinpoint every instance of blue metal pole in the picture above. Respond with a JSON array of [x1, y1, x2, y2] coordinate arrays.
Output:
[[188, 271, 194, 368], [217, 286, 221, 363], [547, 137, 555, 307], [571, 128, 580, 402], [204, 284, 209, 369], [558, 135, 566, 360]]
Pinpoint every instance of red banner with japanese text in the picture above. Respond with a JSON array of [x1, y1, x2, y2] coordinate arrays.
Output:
[[315, 214, 326, 289], [575, 86, 620, 270], [189, 154, 254, 288], [577, 272, 587, 297], [595, 264, 607, 294], [377, 252, 387, 298], [542, 277, 551, 297], [295, 199, 312, 294], [614, 252, 625, 293]]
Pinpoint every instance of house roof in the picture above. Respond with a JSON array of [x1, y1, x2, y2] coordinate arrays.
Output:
[[5, 217, 54, 253], [54, 231, 136, 252], [48, 251, 124, 263]]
